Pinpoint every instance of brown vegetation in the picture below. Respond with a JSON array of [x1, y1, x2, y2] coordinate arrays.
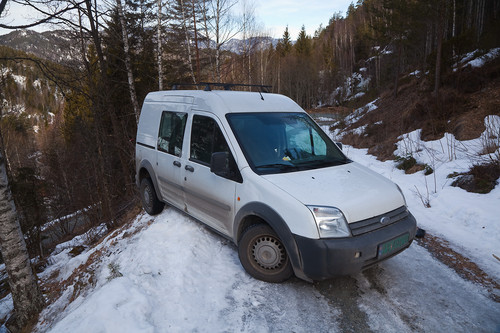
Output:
[[335, 58, 500, 164]]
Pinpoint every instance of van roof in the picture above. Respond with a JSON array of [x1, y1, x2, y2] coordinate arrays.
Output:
[[143, 90, 304, 116]]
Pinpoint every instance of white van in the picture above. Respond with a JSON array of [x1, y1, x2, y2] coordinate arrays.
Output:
[[135, 85, 417, 283]]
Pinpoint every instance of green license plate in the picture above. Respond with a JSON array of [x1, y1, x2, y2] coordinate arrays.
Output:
[[378, 233, 410, 257]]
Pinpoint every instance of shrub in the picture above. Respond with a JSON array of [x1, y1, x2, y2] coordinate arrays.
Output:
[[395, 155, 417, 171], [451, 162, 500, 194]]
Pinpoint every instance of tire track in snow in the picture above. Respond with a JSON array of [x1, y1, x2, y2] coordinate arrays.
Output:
[[315, 277, 373, 333]]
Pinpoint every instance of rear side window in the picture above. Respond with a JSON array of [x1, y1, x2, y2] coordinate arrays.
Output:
[[190, 115, 230, 165], [157, 111, 187, 156]]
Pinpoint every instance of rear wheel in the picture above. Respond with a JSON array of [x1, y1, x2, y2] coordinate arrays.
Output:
[[238, 224, 293, 283], [140, 177, 164, 215]]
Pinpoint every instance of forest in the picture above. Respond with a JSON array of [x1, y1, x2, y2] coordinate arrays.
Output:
[[0, 0, 499, 328]]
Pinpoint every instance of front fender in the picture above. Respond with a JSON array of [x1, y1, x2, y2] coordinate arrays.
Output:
[[234, 202, 310, 281]]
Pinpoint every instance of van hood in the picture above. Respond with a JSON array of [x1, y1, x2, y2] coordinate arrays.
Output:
[[262, 162, 405, 223]]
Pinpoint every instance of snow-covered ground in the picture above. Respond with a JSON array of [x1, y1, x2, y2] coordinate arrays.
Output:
[[30, 205, 499, 333], [1, 98, 499, 331], [11, 117, 494, 332], [326, 114, 500, 281]]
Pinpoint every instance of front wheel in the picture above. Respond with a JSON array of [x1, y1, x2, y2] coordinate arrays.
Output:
[[140, 177, 164, 215], [238, 224, 293, 283]]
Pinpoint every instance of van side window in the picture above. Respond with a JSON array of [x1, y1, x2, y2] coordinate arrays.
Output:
[[157, 111, 187, 156], [190, 115, 230, 165]]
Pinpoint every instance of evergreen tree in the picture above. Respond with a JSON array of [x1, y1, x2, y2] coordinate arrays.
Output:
[[275, 26, 292, 59], [294, 25, 312, 57]]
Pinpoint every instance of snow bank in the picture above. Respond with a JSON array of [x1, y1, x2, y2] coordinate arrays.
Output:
[[454, 48, 500, 71], [328, 71, 371, 105], [36, 212, 338, 332], [345, 98, 379, 126], [325, 115, 500, 280]]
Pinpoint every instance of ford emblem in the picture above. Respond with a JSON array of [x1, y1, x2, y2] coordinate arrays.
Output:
[[380, 216, 391, 225]]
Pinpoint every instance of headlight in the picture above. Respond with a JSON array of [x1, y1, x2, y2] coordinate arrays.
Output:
[[396, 184, 407, 206], [307, 206, 351, 238]]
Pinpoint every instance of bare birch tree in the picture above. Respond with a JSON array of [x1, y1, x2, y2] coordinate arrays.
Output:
[[0, 140, 44, 332], [180, 0, 197, 83], [208, 0, 241, 82], [157, 0, 164, 90], [116, 0, 141, 122]]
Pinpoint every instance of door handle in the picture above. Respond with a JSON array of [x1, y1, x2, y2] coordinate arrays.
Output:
[[185, 165, 194, 172], [173, 161, 181, 168]]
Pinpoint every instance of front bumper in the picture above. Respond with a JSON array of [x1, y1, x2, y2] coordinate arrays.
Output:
[[292, 211, 417, 281]]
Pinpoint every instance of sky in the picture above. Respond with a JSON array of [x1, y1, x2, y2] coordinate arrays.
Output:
[[0, 0, 355, 38], [254, 0, 354, 39]]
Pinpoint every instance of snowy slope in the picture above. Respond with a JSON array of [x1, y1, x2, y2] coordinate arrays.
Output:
[[325, 115, 500, 281], [25, 119, 499, 332], [35, 212, 338, 332], [32, 205, 500, 332], [0, 103, 498, 331]]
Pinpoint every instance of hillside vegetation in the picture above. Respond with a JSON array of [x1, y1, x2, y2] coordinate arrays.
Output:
[[327, 51, 500, 193]]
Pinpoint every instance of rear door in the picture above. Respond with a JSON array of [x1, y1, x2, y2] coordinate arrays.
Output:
[[182, 112, 240, 236], [156, 110, 188, 208]]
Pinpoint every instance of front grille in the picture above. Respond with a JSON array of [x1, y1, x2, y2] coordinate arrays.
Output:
[[349, 206, 408, 236]]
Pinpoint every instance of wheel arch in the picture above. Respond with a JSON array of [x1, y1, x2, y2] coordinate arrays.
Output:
[[234, 202, 310, 281], [137, 160, 163, 202]]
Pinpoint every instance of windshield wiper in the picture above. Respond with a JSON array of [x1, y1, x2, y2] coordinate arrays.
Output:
[[256, 163, 297, 170], [294, 158, 350, 168]]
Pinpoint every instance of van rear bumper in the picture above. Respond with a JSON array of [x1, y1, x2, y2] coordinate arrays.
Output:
[[292, 212, 417, 281]]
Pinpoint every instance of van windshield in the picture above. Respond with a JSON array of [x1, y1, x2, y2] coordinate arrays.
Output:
[[226, 112, 350, 175]]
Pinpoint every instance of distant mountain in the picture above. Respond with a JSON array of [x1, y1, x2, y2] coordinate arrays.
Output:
[[0, 29, 81, 64], [0, 29, 282, 61], [220, 36, 280, 54]]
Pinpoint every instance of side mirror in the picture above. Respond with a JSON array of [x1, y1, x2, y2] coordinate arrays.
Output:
[[210, 152, 230, 176], [335, 142, 343, 150], [210, 152, 243, 183]]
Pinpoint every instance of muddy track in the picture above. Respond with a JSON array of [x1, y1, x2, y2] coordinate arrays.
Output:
[[415, 233, 500, 303], [315, 276, 373, 333]]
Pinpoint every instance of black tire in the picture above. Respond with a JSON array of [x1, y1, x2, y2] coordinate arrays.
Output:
[[140, 177, 164, 215], [238, 224, 293, 283]]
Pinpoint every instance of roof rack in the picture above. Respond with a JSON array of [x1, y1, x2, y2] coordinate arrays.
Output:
[[171, 82, 272, 93]]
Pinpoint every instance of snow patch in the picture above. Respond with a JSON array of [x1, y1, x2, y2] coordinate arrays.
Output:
[[454, 48, 500, 71], [12, 74, 26, 87], [345, 99, 379, 126]]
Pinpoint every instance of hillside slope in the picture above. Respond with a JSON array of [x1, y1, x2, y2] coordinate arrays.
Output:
[[0, 29, 79, 64], [326, 48, 500, 193], [332, 49, 500, 158]]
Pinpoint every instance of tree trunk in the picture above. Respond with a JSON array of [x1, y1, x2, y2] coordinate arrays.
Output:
[[0, 144, 44, 332], [180, 0, 197, 84], [0, 0, 7, 16], [192, 0, 200, 81], [394, 41, 402, 98], [434, 8, 444, 97], [157, 0, 163, 90], [116, 0, 141, 123]]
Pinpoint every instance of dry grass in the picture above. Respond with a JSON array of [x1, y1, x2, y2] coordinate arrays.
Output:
[[337, 59, 500, 164]]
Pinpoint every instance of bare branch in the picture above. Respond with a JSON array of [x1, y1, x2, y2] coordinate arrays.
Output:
[[0, 0, 7, 17], [0, 0, 87, 29]]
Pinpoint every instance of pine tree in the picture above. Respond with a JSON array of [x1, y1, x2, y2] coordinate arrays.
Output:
[[276, 26, 292, 56], [294, 25, 312, 57]]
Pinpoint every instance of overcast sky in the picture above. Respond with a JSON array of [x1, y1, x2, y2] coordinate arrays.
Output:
[[0, 0, 354, 38], [255, 0, 354, 39]]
